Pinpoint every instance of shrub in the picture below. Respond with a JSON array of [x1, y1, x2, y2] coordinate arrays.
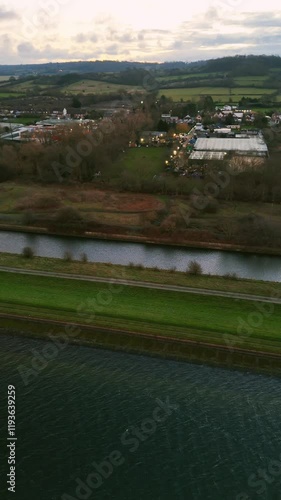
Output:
[[160, 215, 177, 232], [145, 211, 158, 223], [152, 266, 160, 272], [17, 196, 61, 211], [55, 207, 83, 224], [34, 196, 61, 209], [187, 260, 203, 275], [64, 251, 73, 262], [22, 246, 34, 259], [224, 272, 238, 280], [0, 163, 15, 182], [202, 197, 219, 214], [81, 252, 88, 263], [22, 210, 35, 226]]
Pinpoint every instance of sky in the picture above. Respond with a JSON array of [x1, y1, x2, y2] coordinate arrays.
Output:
[[0, 0, 281, 64]]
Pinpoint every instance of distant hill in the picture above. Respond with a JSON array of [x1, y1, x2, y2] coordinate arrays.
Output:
[[0, 60, 200, 77], [203, 55, 281, 76], [1, 55, 281, 78], [1, 55, 280, 109]]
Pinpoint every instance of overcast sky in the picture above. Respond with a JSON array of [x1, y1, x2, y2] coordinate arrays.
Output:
[[0, 0, 281, 64]]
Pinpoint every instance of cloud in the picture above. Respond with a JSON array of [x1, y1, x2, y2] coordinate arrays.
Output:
[[139, 29, 170, 35], [75, 33, 88, 43], [75, 33, 98, 43], [72, 25, 173, 59], [171, 40, 185, 50], [105, 43, 120, 55], [228, 12, 281, 28], [17, 42, 79, 62], [0, 5, 18, 21], [69, 8, 281, 63], [18, 42, 37, 55], [116, 33, 134, 43], [2, 4, 281, 63], [0, 33, 16, 63], [162, 8, 281, 60]]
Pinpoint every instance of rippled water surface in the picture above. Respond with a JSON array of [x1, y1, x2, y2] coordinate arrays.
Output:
[[0, 334, 280, 500]]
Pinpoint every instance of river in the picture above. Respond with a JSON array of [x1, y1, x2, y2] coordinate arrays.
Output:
[[0, 333, 280, 500], [0, 230, 281, 281]]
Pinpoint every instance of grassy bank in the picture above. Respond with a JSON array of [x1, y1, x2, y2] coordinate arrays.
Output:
[[1, 252, 281, 297], [2, 317, 281, 377], [1, 270, 281, 355], [1, 256, 281, 375]]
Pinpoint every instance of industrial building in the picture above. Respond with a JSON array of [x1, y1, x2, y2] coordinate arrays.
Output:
[[189, 134, 268, 163]]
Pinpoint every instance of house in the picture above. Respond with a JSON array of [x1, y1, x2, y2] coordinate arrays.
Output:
[[233, 112, 244, 122], [161, 113, 179, 124], [139, 131, 167, 146]]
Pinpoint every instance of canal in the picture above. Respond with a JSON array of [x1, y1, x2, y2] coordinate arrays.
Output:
[[0, 230, 281, 281]]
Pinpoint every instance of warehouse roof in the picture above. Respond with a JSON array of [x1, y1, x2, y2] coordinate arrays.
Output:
[[213, 128, 233, 135], [194, 137, 268, 154], [189, 151, 227, 161]]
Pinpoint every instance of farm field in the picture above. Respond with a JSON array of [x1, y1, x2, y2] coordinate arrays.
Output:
[[158, 86, 276, 102], [157, 72, 225, 82], [61, 79, 143, 94], [233, 76, 269, 86], [5, 81, 54, 91], [0, 78, 143, 96]]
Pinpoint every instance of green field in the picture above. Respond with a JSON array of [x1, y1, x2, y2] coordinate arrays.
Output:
[[111, 147, 169, 179], [157, 72, 224, 82], [0, 78, 143, 96], [233, 76, 269, 86], [62, 79, 143, 95], [3, 81, 36, 91], [157, 73, 270, 85], [7, 117, 40, 125], [1, 270, 281, 354], [5, 81, 54, 92], [0, 92, 25, 98], [158, 87, 276, 102]]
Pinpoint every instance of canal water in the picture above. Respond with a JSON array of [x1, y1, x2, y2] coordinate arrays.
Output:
[[1, 230, 281, 281], [0, 333, 280, 500]]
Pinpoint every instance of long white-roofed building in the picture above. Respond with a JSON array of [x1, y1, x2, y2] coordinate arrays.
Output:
[[191, 134, 268, 160]]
